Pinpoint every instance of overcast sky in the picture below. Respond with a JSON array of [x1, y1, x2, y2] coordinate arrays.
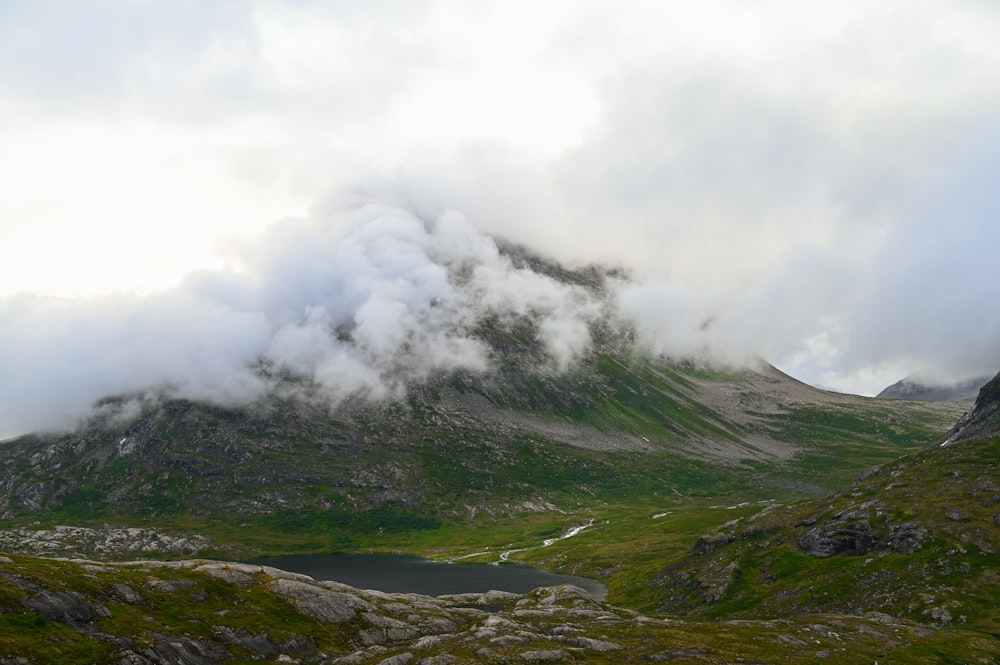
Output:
[[2, 0, 999, 438]]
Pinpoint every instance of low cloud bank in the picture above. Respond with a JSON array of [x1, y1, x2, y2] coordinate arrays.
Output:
[[4, 180, 999, 439], [0, 200, 634, 438]]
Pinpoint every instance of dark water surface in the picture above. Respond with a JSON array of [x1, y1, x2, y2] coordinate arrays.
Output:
[[246, 553, 607, 601]]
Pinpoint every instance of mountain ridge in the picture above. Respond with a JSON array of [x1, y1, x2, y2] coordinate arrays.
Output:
[[877, 373, 991, 402], [0, 351, 965, 541]]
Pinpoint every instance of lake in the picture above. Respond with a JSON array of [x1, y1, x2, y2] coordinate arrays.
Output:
[[246, 552, 607, 601]]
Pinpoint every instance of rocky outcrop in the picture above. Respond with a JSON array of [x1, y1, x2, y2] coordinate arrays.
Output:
[[144, 634, 228, 665], [1, 553, 981, 664], [885, 521, 928, 554], [940, 370, 1000, 445], [271, 578, 369, 623], [0, 525, 212, 558], [796, 519, 876, 558], [22, 590, 111, 628]]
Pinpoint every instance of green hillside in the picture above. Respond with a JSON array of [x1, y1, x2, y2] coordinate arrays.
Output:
[[0, 349, 964, 562]]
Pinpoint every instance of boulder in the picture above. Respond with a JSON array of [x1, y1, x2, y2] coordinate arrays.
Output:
[[886, 521, 927, 554], [144, 634, 227, 665], [271, 579, 361, 624], [797, 521, 876, 558]]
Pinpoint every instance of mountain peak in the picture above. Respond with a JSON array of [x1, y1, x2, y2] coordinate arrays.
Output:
[[876, 374, 991, 402]]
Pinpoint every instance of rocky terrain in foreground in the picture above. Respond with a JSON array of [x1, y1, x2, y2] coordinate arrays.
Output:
[[1, 553, 993, 664]]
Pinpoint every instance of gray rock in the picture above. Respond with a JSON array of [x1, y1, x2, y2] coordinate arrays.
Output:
[[520, 650, 564, 662], [416, 617, 459, 635], [975, 477, 1000, 492], [416, 656, 463, 665], [145, 634, 227, 665], [333, 646, 390, 665], [214, 626, 277, 654], [112, 583, 147, 605], [271, 578, 361, 624], [863, 611, 901, 625], [411, 635, 448, 651], [927, 607, 953, 625], [276, 633, 318, 654], [481, 589, 520, 604], [533, 585, 595, 606], [474, 648, 508, 663], [360, 625, 421, 647], [492, 635, 531, 646], [377, 654, 414, 665], [698, 562, 738, 603], [194, 563, 257, 586], [22, 590, 111, 627], [547, 625, 582, 636], [143, 578, 196, 593], [797, 520, 876, 558], [0, 573, 41, 591], [886, 521, 927, 554], [557, 636, 621, 651], [694, 532, 735, 554], [363, 612, 411, 630]]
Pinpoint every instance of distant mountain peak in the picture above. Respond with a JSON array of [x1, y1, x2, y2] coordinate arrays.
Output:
[[876, 374, 991, 402]]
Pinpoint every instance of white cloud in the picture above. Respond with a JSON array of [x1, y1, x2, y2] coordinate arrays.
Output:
[[1, 0, 1000, 435], [0, 203, 613, 437]]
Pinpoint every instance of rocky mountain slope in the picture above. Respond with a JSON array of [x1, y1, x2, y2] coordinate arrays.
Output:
[[0, 351, 965, 559], [941, 370, 1000, 445], [652, 370, 1000, 635]]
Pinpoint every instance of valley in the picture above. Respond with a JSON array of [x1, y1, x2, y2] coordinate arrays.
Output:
[[3, 353, 996, 662]]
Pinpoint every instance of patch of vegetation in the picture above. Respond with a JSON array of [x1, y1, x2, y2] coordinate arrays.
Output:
[[648, 436, 1000, 633]]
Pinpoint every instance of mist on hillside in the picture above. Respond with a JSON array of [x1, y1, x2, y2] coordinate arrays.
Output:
[[4, 3, 1000, 439], [0, 197, 734, 438], [3, 183, 999, 440]]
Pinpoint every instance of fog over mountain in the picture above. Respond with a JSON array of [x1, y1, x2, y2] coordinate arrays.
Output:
[[2, 1, 1000, 437], [0, 198, 765, 438]]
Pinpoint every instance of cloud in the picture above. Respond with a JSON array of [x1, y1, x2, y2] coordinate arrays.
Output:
[[2, 0, 1000, 432], [0, 202, 617, 438], [0, 289, 270, 437]]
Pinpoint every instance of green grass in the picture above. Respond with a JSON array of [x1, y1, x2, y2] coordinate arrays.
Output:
[[4, 552, 996, 664], [0, 612, 116, 663]]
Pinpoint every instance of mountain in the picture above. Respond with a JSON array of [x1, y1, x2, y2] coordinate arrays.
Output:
[[0, 349, 965, 559], [0, 245, 966, 547], [876, 374, 991, 402], [0, 370, 993, 662], [652, 370, 1000, 636], [2, 251, 993, 662]]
